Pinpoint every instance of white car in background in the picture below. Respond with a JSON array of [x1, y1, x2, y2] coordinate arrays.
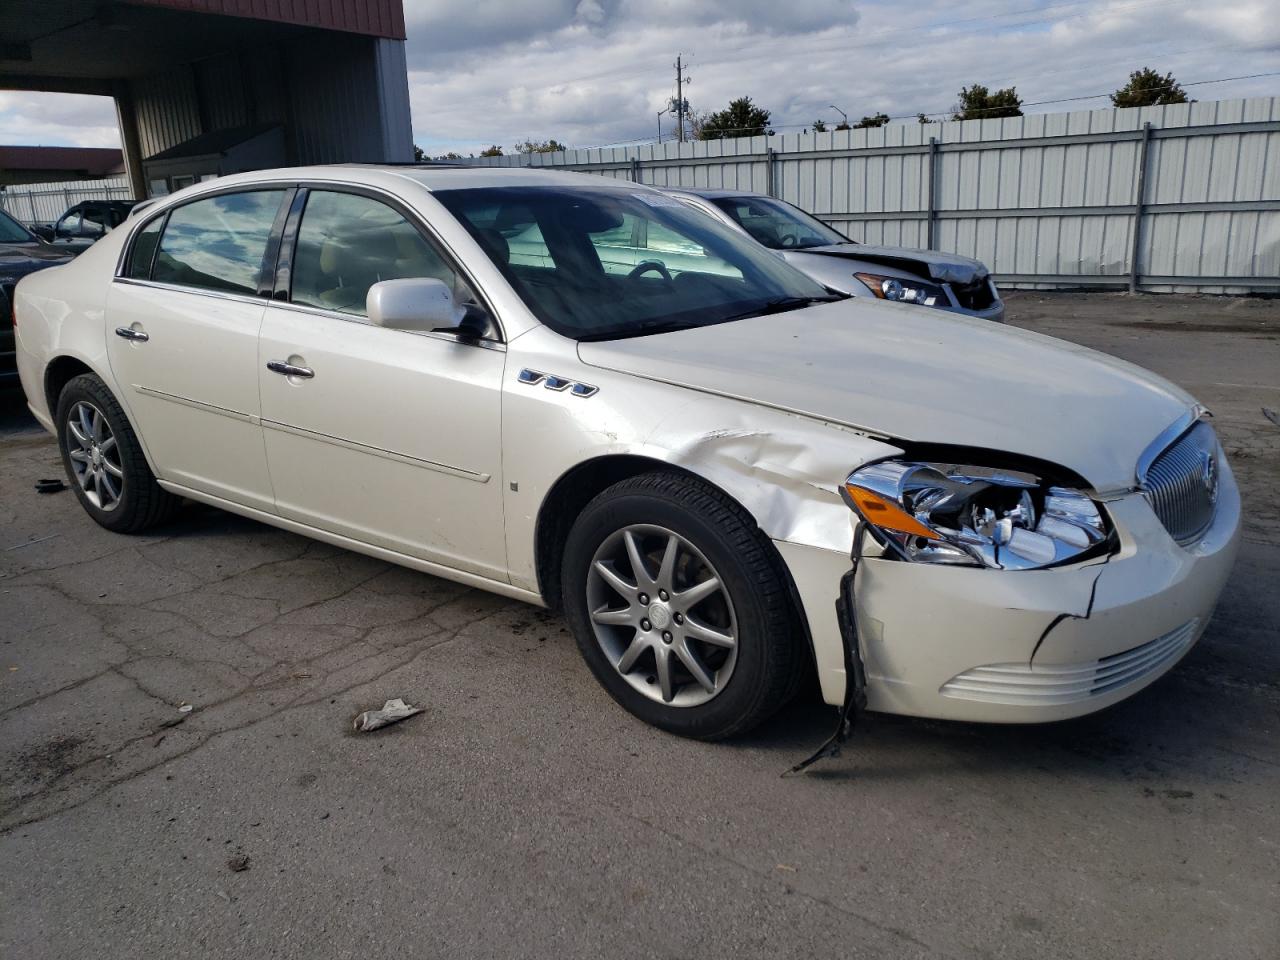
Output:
[[665, 188, 1005, 322], [13, 167, 1237, 740]]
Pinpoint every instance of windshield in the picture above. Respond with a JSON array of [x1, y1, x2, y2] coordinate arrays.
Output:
[[0, 209, 36, 244], [434, 185, 837, 340], [709, 196, 848, 250]]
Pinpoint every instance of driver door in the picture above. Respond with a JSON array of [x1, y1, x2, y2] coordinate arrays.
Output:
[[258, 188, 508, 581]]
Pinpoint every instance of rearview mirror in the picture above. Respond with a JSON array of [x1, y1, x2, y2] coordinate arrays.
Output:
[[366, 278, 487, 339]]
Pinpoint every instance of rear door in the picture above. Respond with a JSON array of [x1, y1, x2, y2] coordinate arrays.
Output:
[[107, 188, 290, 511], [257, 187, 508, 580]]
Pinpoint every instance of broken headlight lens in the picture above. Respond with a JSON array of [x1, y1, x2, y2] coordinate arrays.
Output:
[[841, 460, 1109, 570], [854, 272, 947, 308]]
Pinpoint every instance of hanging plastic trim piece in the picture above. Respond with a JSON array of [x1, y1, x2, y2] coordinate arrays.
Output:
[[784, 524, 869, 776]]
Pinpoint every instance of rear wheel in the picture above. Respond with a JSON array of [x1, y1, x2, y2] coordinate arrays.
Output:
[[562, 472, 803, 740], [55, 373, 181, 533]]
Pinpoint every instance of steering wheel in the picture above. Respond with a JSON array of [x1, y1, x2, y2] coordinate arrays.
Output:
[[628, 259, 672, 281], [778, 233, 799, 248]]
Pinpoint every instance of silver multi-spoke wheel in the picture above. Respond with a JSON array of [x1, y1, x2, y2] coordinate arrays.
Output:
[[66, 401, 124, 512], [586, 523, 738, 707]]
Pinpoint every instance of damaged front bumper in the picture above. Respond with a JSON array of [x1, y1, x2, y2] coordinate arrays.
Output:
[[782, 455, 1241, 723]]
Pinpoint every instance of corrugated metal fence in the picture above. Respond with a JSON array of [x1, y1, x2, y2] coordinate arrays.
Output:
[[465, 97, 1280, 293], [1, 177, 133, 226]]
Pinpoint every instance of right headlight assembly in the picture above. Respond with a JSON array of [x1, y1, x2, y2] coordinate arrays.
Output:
[[841, 460, 1111, 571]]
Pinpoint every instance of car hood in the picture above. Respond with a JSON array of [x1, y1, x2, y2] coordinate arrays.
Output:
[[577, 299, 1195, 492], [0, 241, 72, 272], [799, 243, 988, 285]]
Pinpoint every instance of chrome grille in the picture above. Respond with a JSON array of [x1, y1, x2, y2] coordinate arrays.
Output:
[[1141, 420, 1219, 545]]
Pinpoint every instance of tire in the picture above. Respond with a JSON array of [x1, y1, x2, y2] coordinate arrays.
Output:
[[562, 471, 803, 740], [55, 373, 181, 533]]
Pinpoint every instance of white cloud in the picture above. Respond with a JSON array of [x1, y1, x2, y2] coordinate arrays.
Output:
[[1, 2, 1275, 155]]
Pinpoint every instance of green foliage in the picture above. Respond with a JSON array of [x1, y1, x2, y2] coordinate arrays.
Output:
[[1111, 68, 1190, 108], [413, 144, 427, 162], [698, 96, 773, 140], [917, 113, 937, 124], [952, 84, 1023, 121], [855, 112, 890, 128], [812, 119, 827, 132], [514, 139, 568, 154], [478, 145, 504, 157]]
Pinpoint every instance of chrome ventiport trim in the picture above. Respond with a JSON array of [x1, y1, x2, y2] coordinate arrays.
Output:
[[517, 369, 598, 397]]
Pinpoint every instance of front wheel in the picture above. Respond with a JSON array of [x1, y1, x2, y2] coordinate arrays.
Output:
[[562, 472, 804, 740]]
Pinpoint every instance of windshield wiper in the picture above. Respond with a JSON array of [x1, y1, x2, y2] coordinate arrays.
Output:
[[718, 294, 846, 323], [577, 318, 710, 341]]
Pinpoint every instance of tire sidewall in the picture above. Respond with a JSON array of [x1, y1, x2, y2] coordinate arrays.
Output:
[[563, 482, 783, 739]]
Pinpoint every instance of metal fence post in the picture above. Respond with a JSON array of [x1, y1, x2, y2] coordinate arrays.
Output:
[[631, 157, 641, 183], [926, 136, 938, 250], [765, 146, 777, 197], [1129, 121, 1153, 294]]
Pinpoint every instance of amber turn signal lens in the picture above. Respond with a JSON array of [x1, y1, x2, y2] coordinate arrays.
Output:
[[844, 484, 941, 540]]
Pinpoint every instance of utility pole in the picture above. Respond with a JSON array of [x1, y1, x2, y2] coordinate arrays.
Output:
[[674, 54, 691, 142]]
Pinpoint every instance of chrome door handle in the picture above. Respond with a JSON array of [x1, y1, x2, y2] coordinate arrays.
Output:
[[114, 326, 149, 342], [266, 360, 314, 379]]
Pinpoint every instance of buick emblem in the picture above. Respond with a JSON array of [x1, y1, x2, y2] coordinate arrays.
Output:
[[1200, 450, 1219, 505]]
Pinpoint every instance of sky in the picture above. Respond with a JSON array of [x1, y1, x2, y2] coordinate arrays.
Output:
[[1, 0, 1277, 155]]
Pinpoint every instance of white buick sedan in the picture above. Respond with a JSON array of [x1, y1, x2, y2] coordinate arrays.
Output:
[[13, 167, 1240, 740]]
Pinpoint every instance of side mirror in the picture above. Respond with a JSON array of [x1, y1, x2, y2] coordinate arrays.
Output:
[[366, 278, 488, 339]]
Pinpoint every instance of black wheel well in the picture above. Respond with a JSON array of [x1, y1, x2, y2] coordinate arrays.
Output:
[[44, 356, 94, 415], [533, 456, 817, 679], [536, 455, 674, 611]]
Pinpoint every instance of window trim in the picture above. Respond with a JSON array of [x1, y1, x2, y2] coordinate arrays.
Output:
[[278, 181, 505, 345]]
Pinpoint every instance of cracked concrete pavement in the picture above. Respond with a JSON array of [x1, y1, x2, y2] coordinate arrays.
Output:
[[1, 291, 1278, 959]]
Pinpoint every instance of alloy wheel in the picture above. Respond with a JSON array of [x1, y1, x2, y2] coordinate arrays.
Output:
[[586, 523, 738, 707], [66, 401, 124, 512]]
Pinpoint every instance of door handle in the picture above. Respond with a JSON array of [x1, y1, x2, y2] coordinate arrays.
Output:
[[114, 326, 149, 342], [267, 360, 314, 379]]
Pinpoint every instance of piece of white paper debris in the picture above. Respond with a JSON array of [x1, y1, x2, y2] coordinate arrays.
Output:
[[353, 698, 424, 732], [178, 704, 193, 713]]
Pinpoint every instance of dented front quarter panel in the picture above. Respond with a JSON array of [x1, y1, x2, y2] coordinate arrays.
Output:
[[501, 327, 897, 692]]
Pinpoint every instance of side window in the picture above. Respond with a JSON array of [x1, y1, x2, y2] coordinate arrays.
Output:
[[81, 206, 109, 237], [290, 191, 476, 317], [152, 190, 285, 295], [588, 214, 642, 275], [640, 221, 741, 280], [126, 216, 165, 279], [55, 211, 81, 239]]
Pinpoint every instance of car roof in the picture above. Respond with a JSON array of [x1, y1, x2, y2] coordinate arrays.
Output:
[[663, 187, 765, 200], [136, 164, 669, 208]]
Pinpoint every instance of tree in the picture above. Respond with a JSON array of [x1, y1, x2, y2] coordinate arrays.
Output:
[[413, 144, 427, 162], [514, 138, 568, 154], [698, 96, 773, 140], [812, 119, 828, 132], [478, 145, 504, 157], [434, 151, 464, 161], [834, 120, 852, 131], [917, 113, 937, 124], [1111, 68, 1190, 108], [952, 84, 1022, 121], [855, 112, 890, 128]]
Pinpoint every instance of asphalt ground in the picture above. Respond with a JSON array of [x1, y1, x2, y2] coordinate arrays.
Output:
[[1, 291, 1277, 959]]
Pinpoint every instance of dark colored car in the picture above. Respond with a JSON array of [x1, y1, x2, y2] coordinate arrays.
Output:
[[30, 199, 139, 254], [1, 208, 72, 388]]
